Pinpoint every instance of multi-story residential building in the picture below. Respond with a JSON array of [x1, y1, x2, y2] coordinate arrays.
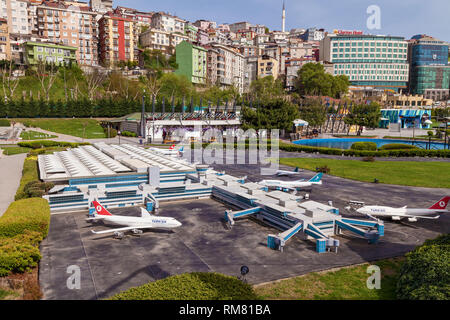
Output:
[[249, 24, 266, 35], [0, 0, 30, 36], [139, 28, 171, 53], [244, 55, 258, 92], [258, 55, 279, 79], [270, 31, 289, 44], [89, 0, 113, 14], [197, 29, 209, 46], [98, 12, 138, 66], [151, 12, 185, 34], [408, 35, 450, 101], [0, 17, 10, 60], [210, 43, 244, 93], [285, 57, 316, 90], [185, 23, 198, 43], [288, 41, 314, 59], [193, 19, 216, 31], [237, 45, 262, 57], [254, 34, 270, 46], [206, 46, 218, 85], [113, 6, 153, 32], [301, 28, 326, 42], [24, 41, 77, 66], [208, 29, 230, 45], [320, 34, 410, 92], [229, 21, 251, 34], [35, 1, 98, 66], [216, 24, 230, 34], [175, 41, 207, 85], [170, 32, 189, 48]]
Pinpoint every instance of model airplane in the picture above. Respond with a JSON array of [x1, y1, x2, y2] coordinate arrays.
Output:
[[258, 173, 323, 192], [355, 196, 450, 222], [276, 167, 302, 176], [88, 201, 182, 238], [150, 144, 184, 157]]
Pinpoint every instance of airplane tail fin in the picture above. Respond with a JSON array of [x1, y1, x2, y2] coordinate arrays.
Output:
[[179, 147, 184, 152], [294, 167, 299, 173], [169, 144, 175, 150], [309, 172, 323, 183], [429, 196, 450, 210], [92, 201, 113, 216]]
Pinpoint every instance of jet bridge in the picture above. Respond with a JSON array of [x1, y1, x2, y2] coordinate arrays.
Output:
[[225, 207, 261, 228], [335, 218, 384, 244]]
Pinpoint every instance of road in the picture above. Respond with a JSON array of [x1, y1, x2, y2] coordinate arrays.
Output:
[[0, 153, 26, 216]]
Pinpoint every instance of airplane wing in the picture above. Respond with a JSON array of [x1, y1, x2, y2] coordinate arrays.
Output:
[[400, 214, 440, 220], [91, 226, 154, 235]]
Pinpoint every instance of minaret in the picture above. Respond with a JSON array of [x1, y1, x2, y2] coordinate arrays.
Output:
[[282, 0, 286, 33]]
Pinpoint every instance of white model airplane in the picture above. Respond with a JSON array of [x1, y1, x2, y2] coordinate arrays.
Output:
[[356, 196, 450, 222], [258, 173, 323, 192], [88, 201, 182, 238], [276, 167, 302, 177], [149, 144, 184, 157]]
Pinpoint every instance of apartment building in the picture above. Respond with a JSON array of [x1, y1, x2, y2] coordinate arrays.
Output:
[[229, 21, 251, 34], [237, 45, 262, 57], [24, 41, 77, 66], [244, 56, 258, 92], [151, 12, 185, 34], [258, 55, 279, 79], [114, 6, 153, 32], [210, 43, 244, 93], [89, 0, 112, 14], [175, 41, 207, 85], [193, 19, 216, 31], [206, 46, 218, 85], [320, 34, 410, 92], [285, 57, 316, 90], [98, 12, 138, 66], [0, 0, 30, 36], [0, 17, 10, 60], [139, 27, 188, 55], [35, 1, 98, 66]]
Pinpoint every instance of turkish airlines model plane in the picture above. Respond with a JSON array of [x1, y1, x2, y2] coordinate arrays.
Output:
[[356, 196, 450, 222], [258, 173, 323, 192], [88, 201, 182, 238], [276, 167, 303, 177], [149, 144, 184, 157]]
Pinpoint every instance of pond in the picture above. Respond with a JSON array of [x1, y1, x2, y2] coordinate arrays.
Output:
[[293, 138, 447, 150]]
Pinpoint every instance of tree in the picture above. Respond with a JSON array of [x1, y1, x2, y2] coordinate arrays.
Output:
[[241, 98, 299, 132], [298, 100, 327, 128], [344, 102, 381, 135], [35, 61, 58, 101], [295, 63, 350, 98], [1, 60, 20, 102], [248, 76, 285, 104], [84, 68, 106, 101]]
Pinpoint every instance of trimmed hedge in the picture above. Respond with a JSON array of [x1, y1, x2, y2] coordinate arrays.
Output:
[[15, 157, 39, 201], [17, 140, 90, 149], [0, 198, 51, 239], [192, 142, 450, 158], [0, 119, 10, 127], [109, 272, 259, 300], [380, 143, 419, 150], [0, 231, 42, 277], [121, 130, 138, 137], [396, 234, 450, 300], [350, 142, 377, 151]]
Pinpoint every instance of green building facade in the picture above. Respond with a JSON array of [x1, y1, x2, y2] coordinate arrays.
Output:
[[410, 65, 450, 95], [175, 41, 207, 85], [24, 42, 77, 66]]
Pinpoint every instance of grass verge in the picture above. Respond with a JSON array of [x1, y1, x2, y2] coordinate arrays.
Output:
[[255, 258, 403, 300], [20, 130, 57, 141], [279, 158, 450, 188], [19, 118, 106, 139], [1, 146, 31, 156]]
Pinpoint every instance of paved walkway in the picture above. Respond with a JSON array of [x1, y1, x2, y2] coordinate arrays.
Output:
[[0, 153, 26, 216]]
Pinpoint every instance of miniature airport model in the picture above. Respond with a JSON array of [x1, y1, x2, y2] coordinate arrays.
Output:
[[38, 143, 384, 253]]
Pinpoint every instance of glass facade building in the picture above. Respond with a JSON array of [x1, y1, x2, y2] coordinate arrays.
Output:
[[320, 35, 409, 92], [408, 36, 450, 98]]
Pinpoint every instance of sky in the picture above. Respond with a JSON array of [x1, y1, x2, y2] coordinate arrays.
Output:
[[116, 0, 450, 42]]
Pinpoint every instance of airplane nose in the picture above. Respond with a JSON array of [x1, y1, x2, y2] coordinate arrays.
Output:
[[175, 221, 182, 228]]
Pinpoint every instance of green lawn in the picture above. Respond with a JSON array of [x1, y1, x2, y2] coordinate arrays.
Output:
[[279, 158, 450, 188], [18, 118, 106, 139], [255, 258, 403, 300], [20, 130, 57, 140], [0, 146, 31, 156]]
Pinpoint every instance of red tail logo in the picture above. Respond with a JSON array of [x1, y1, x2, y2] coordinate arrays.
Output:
[[92, 201, 112, 216], [169, 144, 175, 150], [429, 197, 450, 210]]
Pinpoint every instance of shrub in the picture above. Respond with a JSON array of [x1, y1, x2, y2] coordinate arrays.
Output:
[[316, 166, 330, 174], [0, 232, 42, 277], [15, 158, 39, 201], [380, 143, 419, 150], [18, 140, 90, 149], [396, 234, 450, 300], [121, 130, 138, 137], [0, 119, 10, 127], [0, 198, 51, 239], [103, 127, 117, 138], [350, 142, 378, 151], [109, 272, 259, 300], [362, 156, 375, 162]]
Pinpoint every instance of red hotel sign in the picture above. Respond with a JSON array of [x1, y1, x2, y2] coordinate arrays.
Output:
[[334, 30, 364, 35]]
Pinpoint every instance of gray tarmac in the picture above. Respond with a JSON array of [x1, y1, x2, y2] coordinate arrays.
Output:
[[39, 152, 450, 300]]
